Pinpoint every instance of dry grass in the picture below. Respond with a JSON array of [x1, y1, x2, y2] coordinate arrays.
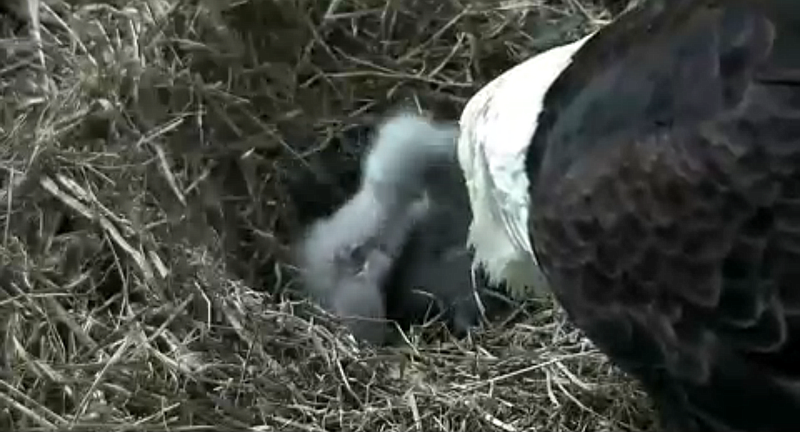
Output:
[[0, 0, 656, 430]]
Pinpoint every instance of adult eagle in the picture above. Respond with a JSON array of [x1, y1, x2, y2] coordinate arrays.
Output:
[[458, 0, 800, 430]]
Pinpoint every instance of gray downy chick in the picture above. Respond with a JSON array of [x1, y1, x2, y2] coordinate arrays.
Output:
[[295, 111, 459, 345]]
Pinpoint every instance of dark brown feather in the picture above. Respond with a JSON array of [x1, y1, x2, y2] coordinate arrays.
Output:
[[526, 1, 800, 430]]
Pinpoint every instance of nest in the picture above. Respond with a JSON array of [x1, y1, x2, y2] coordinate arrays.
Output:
[[0, 0, 655, 430]]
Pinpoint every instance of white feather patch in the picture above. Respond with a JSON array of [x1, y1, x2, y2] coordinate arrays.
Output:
[[457, 32, 597, 299]]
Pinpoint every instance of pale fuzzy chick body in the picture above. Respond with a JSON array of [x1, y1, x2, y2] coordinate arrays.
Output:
[[295, 112, 463, 344]]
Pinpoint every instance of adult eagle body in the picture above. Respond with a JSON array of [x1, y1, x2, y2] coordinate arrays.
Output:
[[458, 0, 800, 431]]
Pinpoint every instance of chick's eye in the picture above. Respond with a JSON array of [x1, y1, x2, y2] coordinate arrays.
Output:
[[337, 243, 367, 268], [350, 244, 368, 263]]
